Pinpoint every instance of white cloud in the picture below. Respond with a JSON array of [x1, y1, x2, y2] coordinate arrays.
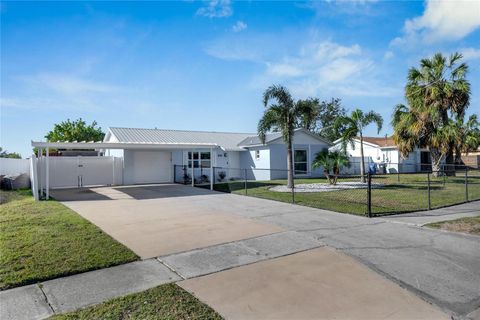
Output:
[[264, 41, 368, 84], [204, 35, 272, 61], [205, 35, 399, 97], [4, 73, 120, 111], [232, 21, 247, 32], [383, 51, 394, 60], [392, 0, 480, 46], [28, 73, 118, 95], [460, 47, 480, 60], [266, 63, 303, 77], [196, 0, 232, 18], [260, 41, 396, 97]]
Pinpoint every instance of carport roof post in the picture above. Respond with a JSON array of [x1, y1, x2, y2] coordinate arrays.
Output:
[[31, 141, 221, 150]]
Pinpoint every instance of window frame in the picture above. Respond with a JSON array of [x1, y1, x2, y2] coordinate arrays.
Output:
[[293, 149, 308, 175], [187, 151, 211, 169]]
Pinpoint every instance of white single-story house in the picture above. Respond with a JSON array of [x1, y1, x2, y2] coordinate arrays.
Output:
[[31, 127, 331, 197], [103, 127, 331, 183], [329, 136, 432, 174]]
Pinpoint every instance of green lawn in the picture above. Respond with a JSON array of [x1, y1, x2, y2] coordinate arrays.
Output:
[[50, 283, 223, 320], [426, 216, 480, 235], [208, 172, 480, 216], [0, 190, 138, 290]]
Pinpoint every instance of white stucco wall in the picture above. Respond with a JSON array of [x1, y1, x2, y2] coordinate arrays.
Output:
[[269, 131, 330, 179]]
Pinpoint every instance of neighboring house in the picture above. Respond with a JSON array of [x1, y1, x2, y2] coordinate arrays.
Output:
[[32, 127, 331, 190], [330, 136, 432, 174]]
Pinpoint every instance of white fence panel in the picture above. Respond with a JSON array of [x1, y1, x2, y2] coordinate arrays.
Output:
[[80, 157, 115, 187], [0, 158, 30, 177], [37, 156, 124, 189], [48, 157, 81, 188]]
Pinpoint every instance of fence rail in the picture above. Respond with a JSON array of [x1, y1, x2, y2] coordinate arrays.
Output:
[[174, 165, 480, 216]]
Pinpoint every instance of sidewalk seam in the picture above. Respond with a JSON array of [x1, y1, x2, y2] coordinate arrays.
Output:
[[156, 258, 186, 280], [166, 243, 326, 280], [38, 284, 55, 315]]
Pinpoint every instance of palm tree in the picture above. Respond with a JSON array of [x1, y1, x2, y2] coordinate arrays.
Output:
[[334, 109, 383, 182], [392, 104, 447, 175], [312, 150, 332, 183], [258, 85, 318, 188], [394, 52, 471, 175], [330, 151, 350, 184], [312, 150, 350, 185], [448, 114, 480, 165]]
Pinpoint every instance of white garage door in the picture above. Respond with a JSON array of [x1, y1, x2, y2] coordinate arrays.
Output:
[[126, 150, 172, 184]]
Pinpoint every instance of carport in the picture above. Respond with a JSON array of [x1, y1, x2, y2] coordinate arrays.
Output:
[[31, 140, 218, 201]]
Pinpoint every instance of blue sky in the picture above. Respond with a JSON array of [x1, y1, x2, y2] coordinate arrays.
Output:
[[1, 0, 479, 157]]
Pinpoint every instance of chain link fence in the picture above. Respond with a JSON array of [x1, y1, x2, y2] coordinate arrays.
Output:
[[174, 164, 480, 216]]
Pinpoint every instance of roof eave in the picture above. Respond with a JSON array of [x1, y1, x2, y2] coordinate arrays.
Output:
[[31, 141, 220, 150]]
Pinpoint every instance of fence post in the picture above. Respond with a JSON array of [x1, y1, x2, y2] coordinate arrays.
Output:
[[465, 167, 468, 202], [427, 172, 431, 210], [244, 168, 248, 196], [367, 173, 372, 218]]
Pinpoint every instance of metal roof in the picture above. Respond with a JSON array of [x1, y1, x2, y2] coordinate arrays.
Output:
[[31, 141, 218, 150], [332, 136, 397, 149], [238, 128, 331, 147], [108, 127, 254, 151], [237, 132, 283, 147]]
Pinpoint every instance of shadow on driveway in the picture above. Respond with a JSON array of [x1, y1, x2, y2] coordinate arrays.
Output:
[[50, 184, 217, 202]]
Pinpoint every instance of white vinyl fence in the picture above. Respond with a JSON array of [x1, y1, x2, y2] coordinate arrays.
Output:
[[0, 158, 30, 177], [36, 156, 123, 189]]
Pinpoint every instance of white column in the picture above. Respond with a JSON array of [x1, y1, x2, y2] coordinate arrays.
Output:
[[191, 149, 194, 187], [210, 148, 213, 190], [46, 147, 50, 200], [38, 148, 43, 197], [112, 156, 115, 186], [30, 155, 39, 201]]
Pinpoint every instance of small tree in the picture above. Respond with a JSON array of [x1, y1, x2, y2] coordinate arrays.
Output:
[[45, 118, 105, 142], [330, 151, 350, 184], [312, 150, 332, 182], [312, 150, 349, 185]]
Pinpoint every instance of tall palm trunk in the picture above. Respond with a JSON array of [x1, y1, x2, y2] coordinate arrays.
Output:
[[287, 141, 294, 188], [445, 147, 455, 176], [431, 149, 442, 177], [359, 134, 366, 183]]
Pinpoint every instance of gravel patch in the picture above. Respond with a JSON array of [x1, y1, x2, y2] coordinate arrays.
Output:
[[269, 182, 385, 193]]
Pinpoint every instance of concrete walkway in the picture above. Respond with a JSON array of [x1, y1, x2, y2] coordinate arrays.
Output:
[[379, 201, 479, 226], [1, 187, 479, 320]]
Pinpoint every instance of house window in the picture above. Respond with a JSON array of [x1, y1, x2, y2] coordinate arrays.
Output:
[[294, 149, 308, 175], [188, 151, 212, 168], [200, 152, 211, 168], [255, 150, 260, 160]]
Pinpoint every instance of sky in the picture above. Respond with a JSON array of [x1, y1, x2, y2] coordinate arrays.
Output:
[[1, 0, 480, 158]]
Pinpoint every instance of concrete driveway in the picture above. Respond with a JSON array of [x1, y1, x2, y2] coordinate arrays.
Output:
[[51, 185, 283, 258], [50, 185, 480, 319]]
